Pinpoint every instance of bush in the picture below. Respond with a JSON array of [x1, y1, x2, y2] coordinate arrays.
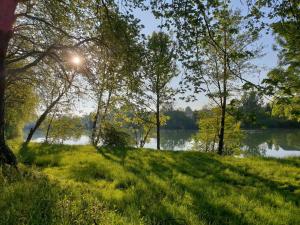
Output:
[[102, 124, 132, 148], [193, 108, 243, 155]]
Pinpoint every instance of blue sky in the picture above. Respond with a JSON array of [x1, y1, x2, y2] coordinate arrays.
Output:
[[79, 2, 279, 114], [132, 5, 278, 110]]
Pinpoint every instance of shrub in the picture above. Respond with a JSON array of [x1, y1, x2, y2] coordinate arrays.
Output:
[[193, 108, 243, 155], [102, 124, 133, 148]]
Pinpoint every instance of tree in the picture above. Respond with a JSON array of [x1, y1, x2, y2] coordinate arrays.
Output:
[[0, 0, 143, 164], [143, 32, 177, 150], [118, 102, 168, 148], [244, 0, 300, 121], [230, 90, 265, 128], [41, 115, 84, 144], [0, 0, 19, 165], [84, 11, 143, 147], [24, 59, 79, 146], [229, 89, 300, 129], [162, 110, 197, 130], [194, 107, 243, 154], [152, 1, 259, 154], [0, 0, 89, 165], [262, 6, 300, 121], [5, 79, 37, 139]]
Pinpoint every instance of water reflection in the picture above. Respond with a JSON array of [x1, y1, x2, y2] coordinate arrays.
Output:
[[242, 129, 300, 157], [160, 130, 196, 150], [144, 129, 300, 157], [29, 129, 300, 158]]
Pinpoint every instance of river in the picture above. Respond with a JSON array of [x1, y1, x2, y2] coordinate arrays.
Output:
[[30, 129, 300, 158]]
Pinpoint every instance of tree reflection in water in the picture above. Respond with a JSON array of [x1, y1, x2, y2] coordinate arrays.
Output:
[[242, 129, 300, 156]]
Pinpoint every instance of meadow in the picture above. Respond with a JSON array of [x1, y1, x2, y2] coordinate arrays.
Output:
[[0, 142, 299, 225]]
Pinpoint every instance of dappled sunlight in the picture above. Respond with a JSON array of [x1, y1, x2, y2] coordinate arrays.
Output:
[[0, 0, 299, 224], [6, 143, 299, 225]]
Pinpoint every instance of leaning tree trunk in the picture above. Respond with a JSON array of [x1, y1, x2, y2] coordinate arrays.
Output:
[[0, 0, 18, 165], [45, 111, 56, 143], [24, 93, 64, 146]]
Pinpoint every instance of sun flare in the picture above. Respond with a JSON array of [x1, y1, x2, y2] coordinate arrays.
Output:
[[71, 56, 81, 65]]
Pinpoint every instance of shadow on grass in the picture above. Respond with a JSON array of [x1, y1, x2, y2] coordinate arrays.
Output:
[[261, 156, 300, 168], [69, 161, 114, 183], [100, 149, 300, 225], [16, 144, 300, 225], [0, 166, 61, 225], [0, 165, 109, 225], [18, 143, 78, 166], [98, 146, 130, 166], [170, 153, 299, 204]]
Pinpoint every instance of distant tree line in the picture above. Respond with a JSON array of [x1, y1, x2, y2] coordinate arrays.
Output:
[[229, 91, 300, 129]]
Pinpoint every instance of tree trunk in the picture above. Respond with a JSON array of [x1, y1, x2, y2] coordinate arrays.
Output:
[[0, 53, 17, 165], [91, 98, 101, 146], [218, 99, 226, 155], [25, 112, 49, 145], [0, 0, 18, 165], [45, 112, 56, 143], [45, 122, 51, 143], [95, 88, 112, 146], [140, 128, 151, 148], [24, 93, 64, 146], [218, 26, 228, 155], [156, 93, 160, 150]]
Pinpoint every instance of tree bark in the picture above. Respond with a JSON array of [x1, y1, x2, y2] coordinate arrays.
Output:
[[0, 48, 17, 165], [0, 0, 18, 165], [24, 93, 64, 146], [45, 111, 56, 143], [140, 128, 151, 148], [218, 97, 226, 155], [156, 93, 160, 150], [95, 88, 112, 146], [91, 98, 101, 146], [218, 25, 228, 155]]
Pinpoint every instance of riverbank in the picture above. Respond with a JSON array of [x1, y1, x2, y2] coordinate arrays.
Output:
[[26, 129, 300, 157], [1, 143, 299, 225]]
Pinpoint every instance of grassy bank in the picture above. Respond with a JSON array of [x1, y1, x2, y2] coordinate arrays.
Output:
[[1, 143, 300, 225]]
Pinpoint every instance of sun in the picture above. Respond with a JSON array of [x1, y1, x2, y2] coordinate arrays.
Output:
[[71, 56, 82, 65]]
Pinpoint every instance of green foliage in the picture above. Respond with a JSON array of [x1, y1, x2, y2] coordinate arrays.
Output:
[[5, 81, 37, 139], [261, 3, 300, 122], [41, 115, 84, 144], [230, 90, 267, 128], [194, 108, 243, 154], [102, 124, 133, 148], [115, 103, 168, 147], [85, 8, 144, 147], [2, 143, 299, 225], [272, 97, 300, 122], [264, 67, 300, 122], [127, 112, 157, 147], [163, 110, 197, 130], [143, 31, 178, 106], [229, 90, 300, 129]]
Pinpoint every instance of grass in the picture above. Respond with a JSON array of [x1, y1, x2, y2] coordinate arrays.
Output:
[[1, 142, 300, 225]]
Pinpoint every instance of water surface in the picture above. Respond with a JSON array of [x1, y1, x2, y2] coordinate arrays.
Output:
[[31, 129, 300, 158]]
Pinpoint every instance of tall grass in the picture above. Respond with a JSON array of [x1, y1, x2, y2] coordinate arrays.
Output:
[[1, 142, 299, 225]]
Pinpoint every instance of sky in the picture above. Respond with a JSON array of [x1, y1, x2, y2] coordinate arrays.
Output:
[[79, 1, 280, 114], [132, 3, 278, 110]]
